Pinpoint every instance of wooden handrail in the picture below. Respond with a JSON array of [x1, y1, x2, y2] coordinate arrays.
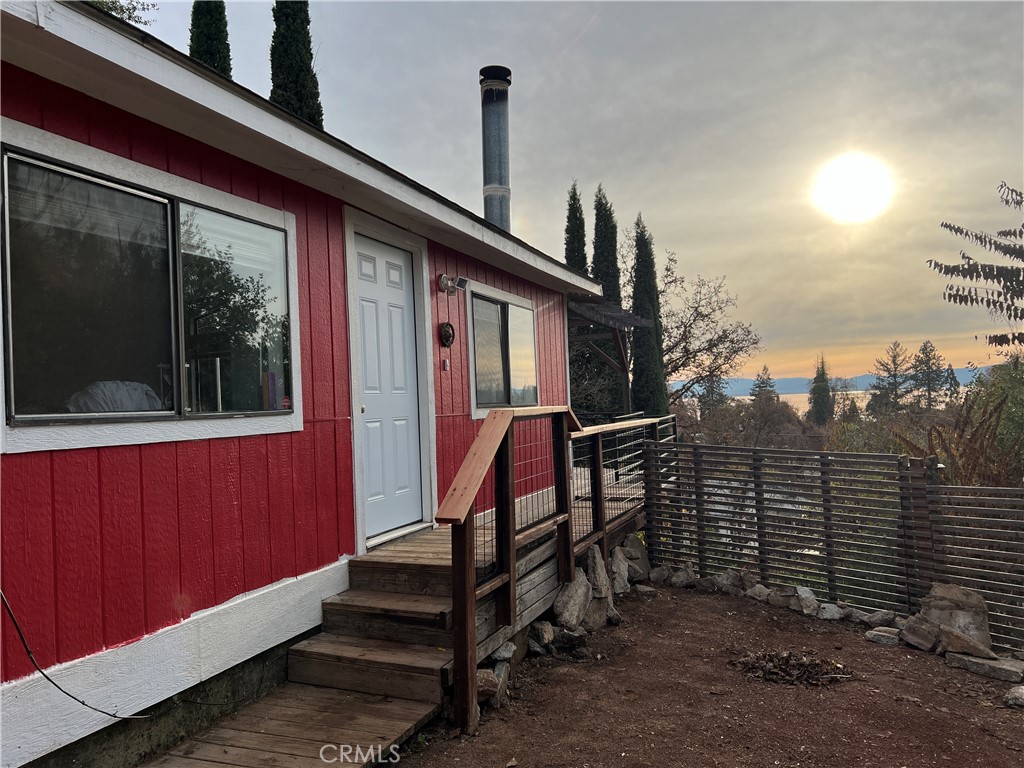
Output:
[[435, 406, 582, 524], [435, 409, 513, 524], [570, 416, 663, 439]]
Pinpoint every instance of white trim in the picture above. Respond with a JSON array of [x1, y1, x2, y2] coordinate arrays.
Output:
[[465, 280, 540, 420], [0, 558, 350, 768], [0, 119, 304, 454], [344, 209, 437, 555], [0, 2, 601, 297]]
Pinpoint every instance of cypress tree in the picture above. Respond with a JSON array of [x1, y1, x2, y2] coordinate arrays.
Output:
[[630, 214, 669, 416], [944, 364, 961, 403], [189, 1, 232, 78], [592, 185, 621, 305], [270, 1, 324, 129], [564, 181, 587, 273], [808, 355, 834, 426]]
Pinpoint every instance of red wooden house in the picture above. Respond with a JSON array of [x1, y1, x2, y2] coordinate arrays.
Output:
[[0, 3, 603, 764]]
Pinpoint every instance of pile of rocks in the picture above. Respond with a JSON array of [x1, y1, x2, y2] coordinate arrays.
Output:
[[474, 534, 654, 709]]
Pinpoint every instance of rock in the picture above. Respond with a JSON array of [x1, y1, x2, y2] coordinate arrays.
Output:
[[774, 585, 798, 597], [865, 627, 901, 646], [477, 668, 500, 699], [767, 589, 802, 611], [491, 641, 516, 662], [1004, 685, 1024, 708], [712, 570, 745, 595], [634, 584, 658, 597], [550, 626, 588, 652], [553, 568, 592, 630], [946, 654, 1024, 683], [864, 610, 896, 628], [609, 548, 631, 595], [530, 620, 555, 646], [586, 545, 612, 599], [920, 583, 992, 650], [796, 587, 819, 616], [818, 603, 845, 621], [745, 583, 771, 602], [526, 637, 547, 656], [1014, 651, 1024, 662], [844, 607, 872, 626], [607, 602, 622, 625], [899, 614, 941, 652], [626, 559, 646, 584], [894, 615, 908, 630], [936, 625, 999, 660], [649, 565, 672, 584], [489, 661, 510, 707], [668, 563, 696, 588], [739, 568, 760, 591], [621, 535, 652, 579], [582, 596, 612, 633], [693, 576, 718, 593]]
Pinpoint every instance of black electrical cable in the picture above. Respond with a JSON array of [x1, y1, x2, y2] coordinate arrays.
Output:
[[1, 588, 287, 719]]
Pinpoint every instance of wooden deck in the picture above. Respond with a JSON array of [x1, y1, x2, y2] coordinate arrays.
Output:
[[144, 683, 438, 768]]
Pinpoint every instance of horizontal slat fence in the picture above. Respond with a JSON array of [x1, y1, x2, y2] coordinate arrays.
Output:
[[932, 486, 1024, 652], [644, 443, 1024, 653]]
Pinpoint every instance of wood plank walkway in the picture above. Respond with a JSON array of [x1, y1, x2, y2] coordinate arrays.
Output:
[[144, 683, 438, 768]]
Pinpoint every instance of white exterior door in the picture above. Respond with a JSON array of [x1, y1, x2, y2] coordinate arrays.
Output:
[[354, 234, 423, 538]]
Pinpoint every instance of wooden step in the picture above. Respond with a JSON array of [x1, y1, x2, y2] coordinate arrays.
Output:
[[348, 560, 453, 596], [323, 589, 452, 627], [288, 634, 453, 703], [322, 589, 453, 646]]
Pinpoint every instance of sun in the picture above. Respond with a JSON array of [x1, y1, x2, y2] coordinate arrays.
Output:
[[811, 152, 894, 224]]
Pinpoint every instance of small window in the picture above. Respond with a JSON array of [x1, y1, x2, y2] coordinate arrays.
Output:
[[470, 292, 538, 408], [3, 153, 291, 423]]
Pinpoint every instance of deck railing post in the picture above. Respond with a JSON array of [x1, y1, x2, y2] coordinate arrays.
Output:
[[693, 445, 709, 578], [495, 426, 516, 627], [819, 456, 838, 601], [589, 432, 608, 557], [451, 515, 479, 735], [553, 412, 574, 582], [752, 452, 769, 583]]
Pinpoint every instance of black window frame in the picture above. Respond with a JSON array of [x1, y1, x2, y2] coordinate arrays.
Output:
[[1, 147, 294, 427]]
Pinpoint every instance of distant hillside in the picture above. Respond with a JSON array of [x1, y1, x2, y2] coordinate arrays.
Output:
[[680, 367, 986, 398]]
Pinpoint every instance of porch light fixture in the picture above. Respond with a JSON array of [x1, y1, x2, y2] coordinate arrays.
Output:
[[438, 274, 468, 296]]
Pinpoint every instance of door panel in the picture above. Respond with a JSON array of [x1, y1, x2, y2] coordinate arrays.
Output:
[[354, 234, 423, 538]]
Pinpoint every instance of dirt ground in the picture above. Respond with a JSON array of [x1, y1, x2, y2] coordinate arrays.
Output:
[[402, 587, 1023, 768]]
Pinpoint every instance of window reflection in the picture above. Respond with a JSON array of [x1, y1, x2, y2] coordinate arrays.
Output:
[[180, 205, 290, 413]]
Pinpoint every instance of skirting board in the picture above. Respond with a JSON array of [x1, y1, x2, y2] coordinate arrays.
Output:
[[0, 558, 350, 768]]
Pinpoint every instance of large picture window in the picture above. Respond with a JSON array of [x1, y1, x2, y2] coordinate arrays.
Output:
[[471, 292, 538, 409], [3, 153, 291, 423]]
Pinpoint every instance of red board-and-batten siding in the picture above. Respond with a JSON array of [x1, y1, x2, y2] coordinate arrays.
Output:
[[0, 64, 569, 684]]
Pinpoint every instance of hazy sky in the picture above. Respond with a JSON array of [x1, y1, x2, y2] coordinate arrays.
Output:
[[145, 1, 1023, 379]]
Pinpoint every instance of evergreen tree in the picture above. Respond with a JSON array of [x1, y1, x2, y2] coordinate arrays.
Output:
[[944, 364, 962, 403], [592, 185, 621, 305], [807, 355, 834, 426], [911, 340, 947, 410], [697, 374, 729, 418], [750, 365, 778, 401], [189, 1, 232, 78], [564, 181, 587, 273], [867, 340, 914, 415], [928, 182, 1023, 349], [270, 1, 324, 129], [630, 215, 669, 416]]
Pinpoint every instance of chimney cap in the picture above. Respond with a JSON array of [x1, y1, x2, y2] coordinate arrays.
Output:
[[479, 65, 512, 86]]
